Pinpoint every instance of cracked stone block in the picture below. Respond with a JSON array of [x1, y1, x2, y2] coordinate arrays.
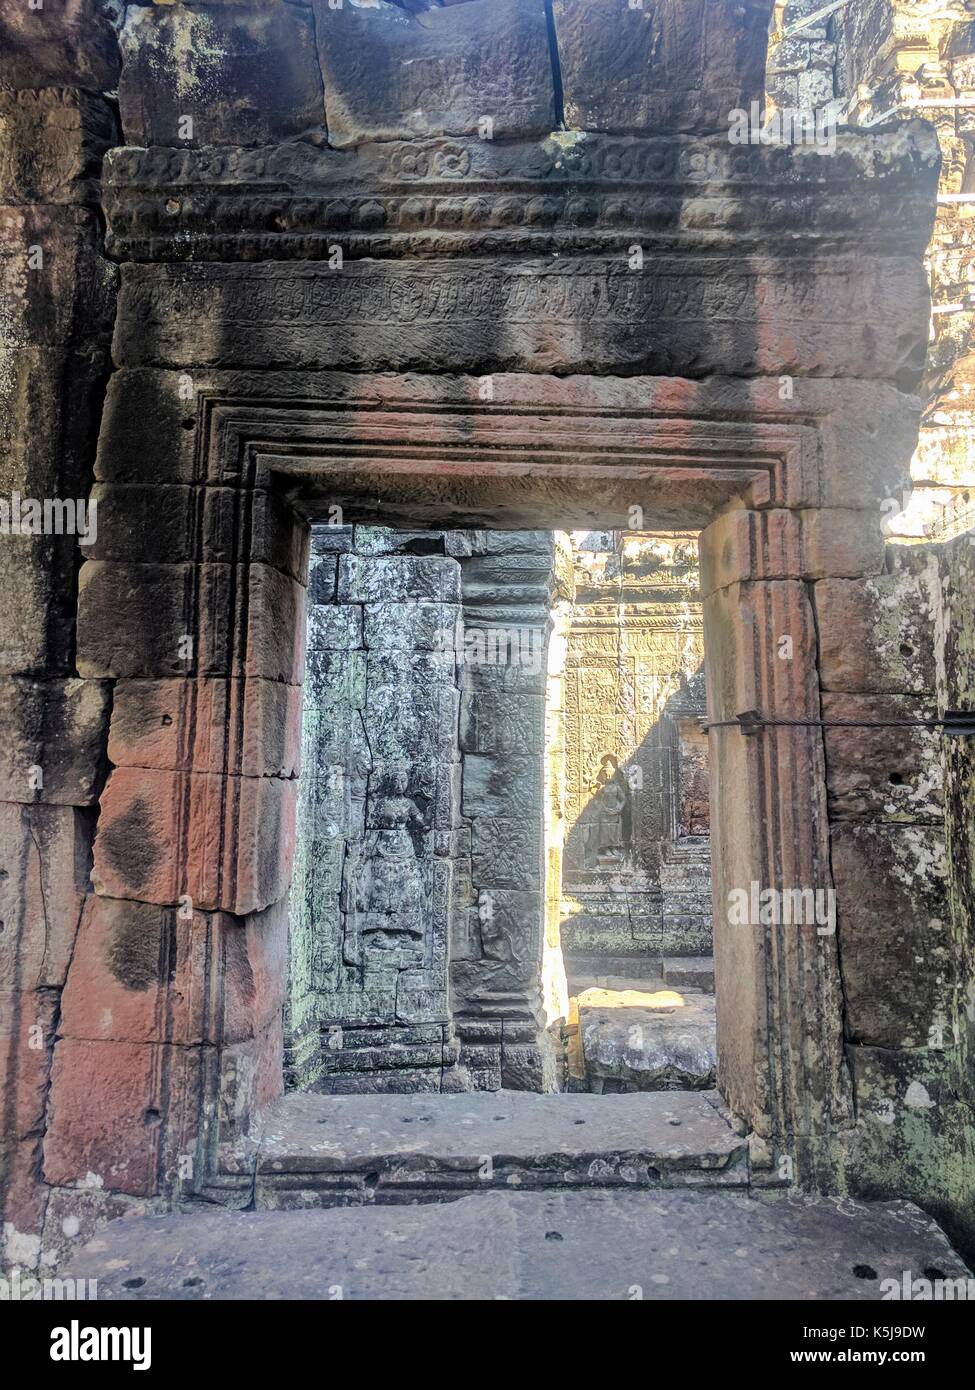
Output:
[[313, 0, 555, 146], [0, 988, 59, 1263], [0, 802, 92, 992], [118, 3, 325, 147]]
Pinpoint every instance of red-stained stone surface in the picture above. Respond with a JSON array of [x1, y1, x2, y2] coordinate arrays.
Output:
[[108, 678, 302, 779], [60, 895, 287, 1047], [0, 992, 59, 1254], [91, 766, 296, 915], [44, 1037, 186, 1197]]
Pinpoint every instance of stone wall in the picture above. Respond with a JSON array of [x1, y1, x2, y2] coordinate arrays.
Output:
[[764, 0, 975, 1257], [769, 0, 975, 543], [0, 0, 122, 1270], [767, 0, 842, 117], [556, 531, 712, 978], [825, 536, 975, 1259]]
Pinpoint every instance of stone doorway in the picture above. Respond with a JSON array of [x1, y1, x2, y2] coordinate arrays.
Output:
[[289, 520, 718, 1099], [551, 530, 716, 1096], [65, 369, 872, 1208]]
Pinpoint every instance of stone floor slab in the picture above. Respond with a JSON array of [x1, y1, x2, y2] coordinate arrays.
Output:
[[63, 1190, 971, 1300]]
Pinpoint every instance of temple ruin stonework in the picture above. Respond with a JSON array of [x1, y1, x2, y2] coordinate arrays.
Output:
[[2, 0, 975, 1296]]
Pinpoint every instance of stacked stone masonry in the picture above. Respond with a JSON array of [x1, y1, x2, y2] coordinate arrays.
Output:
[[0, 0, 973, 1278]]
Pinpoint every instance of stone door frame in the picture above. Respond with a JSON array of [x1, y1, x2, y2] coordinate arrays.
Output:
[[73, 367, 906, 1197]]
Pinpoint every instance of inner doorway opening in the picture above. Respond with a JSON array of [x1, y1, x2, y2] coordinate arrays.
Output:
[[287, 521, 715, 1098]]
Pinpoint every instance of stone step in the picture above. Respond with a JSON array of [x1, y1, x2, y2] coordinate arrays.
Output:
[[663, 956, 715, 992], [566, 954, 664, 982], [64, 1191, 972, 1301], [214, 1090, 749, 1209]]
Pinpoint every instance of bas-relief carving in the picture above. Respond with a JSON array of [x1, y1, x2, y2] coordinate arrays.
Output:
[[291, 527, 553, 1088], [349, 765, 428, 961], [292, 536, 464, 1084], [558, 534, 711, 961]]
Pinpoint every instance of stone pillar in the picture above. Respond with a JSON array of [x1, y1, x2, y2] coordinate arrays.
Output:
[[452, 531, 556, 1091], [816, 544, 971, 1246], [698, 507, 891, 1177], [290, 526, 464, 1093]]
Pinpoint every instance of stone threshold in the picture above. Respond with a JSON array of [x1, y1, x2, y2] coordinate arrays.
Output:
[[206, 1089, 752, 1210]]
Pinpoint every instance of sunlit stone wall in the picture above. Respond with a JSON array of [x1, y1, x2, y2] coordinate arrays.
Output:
[[552, 532, 711, 981]]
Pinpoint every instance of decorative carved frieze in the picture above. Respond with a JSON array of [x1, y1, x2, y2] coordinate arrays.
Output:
[[101, 127, 939, 261]]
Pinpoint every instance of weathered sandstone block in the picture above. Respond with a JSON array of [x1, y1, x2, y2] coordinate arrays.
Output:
[[77, 560, 196, 679], [1, 347, 108, 501], [91, 766, 296, 914], [44, 1037, 185, 1196], [313, 0, 554, 145], [60, 895, 288, 1047], [108, 678, 302, 779], [823, 693, 942, 822], [83, 483, 306, 580], [815, 569, 938, 693], [118, 3, 325, 147], [90, 370, 928, 516], [77, 562, 306, 682], [833, 823, 952, 1049], [0, 677, 109, 805], [0, 0, 120, 92], [553, 0, 774, 134], [338, 553, 461, 603], [94, 369, 199, 485], [111, 257, 930, 381], [846, 1046, 975, 1259], [699, 509, 886, 596]]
